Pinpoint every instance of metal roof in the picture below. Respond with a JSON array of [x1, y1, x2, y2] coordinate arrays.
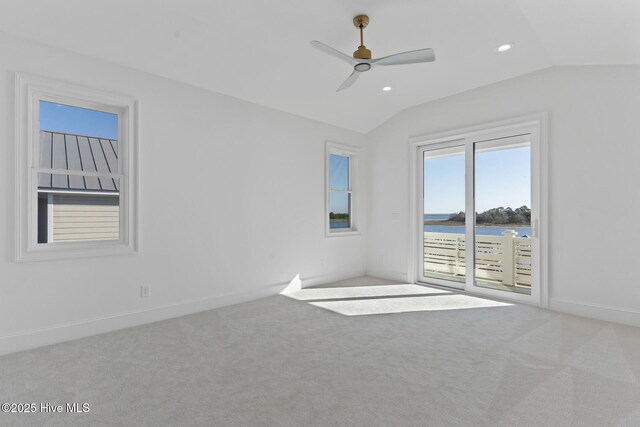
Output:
[[38, 131, 119, 193]]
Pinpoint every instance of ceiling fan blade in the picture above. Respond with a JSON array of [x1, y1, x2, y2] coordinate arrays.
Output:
[[310, 40, 356, 65], [336, 71, 359, 92], [373, 48, 435, 66]]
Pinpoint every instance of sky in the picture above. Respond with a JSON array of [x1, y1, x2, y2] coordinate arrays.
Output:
[[40, 101, 118, 139], [424, 146, 530, 214]]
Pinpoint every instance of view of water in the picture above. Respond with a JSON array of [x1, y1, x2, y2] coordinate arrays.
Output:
[[330, 215, 531, 236], [424, 214, 531, 237], [330, 221, 350, 229]]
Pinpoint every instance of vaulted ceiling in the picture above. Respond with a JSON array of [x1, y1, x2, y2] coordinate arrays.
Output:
[[1, 0, 638, 133]]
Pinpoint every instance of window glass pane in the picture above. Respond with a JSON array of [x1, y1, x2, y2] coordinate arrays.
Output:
[[39, 101, 118, 174], [474, 139, 531, 294], [329, 154, 349, 190], [423, 146, 466, 283], [39, 101, 118, 139], [329, 191, 351, 229], [37, 173, 120, 243]]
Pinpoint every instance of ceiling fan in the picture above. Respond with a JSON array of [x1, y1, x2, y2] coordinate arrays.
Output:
[[311, 14, 436, 92]]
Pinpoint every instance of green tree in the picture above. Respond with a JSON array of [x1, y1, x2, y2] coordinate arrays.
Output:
[[449, 206, 530, 225], [448, 211, 465, 222]]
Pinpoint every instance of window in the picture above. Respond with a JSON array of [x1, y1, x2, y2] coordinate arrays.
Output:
[[326, 142, 360, 236], [16, 74, 138, 261]]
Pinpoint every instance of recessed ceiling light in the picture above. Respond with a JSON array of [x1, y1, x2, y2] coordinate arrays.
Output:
[[382, 86, 392, 92], [496, 43, 513, 53]]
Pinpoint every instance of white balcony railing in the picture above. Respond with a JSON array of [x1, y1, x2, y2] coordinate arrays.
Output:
[[423, 230, 531, 289]]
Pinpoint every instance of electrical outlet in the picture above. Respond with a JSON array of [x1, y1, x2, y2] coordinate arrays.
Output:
[[140, 285, 151, 298], [320, 258, 327, 267]]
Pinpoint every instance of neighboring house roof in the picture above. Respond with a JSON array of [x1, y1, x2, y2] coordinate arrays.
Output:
[[38, 131, 119, 193]]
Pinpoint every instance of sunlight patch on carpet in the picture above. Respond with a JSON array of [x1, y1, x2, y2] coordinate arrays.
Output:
[[283, 284, 449, 301], [308, 293, 512, 316]]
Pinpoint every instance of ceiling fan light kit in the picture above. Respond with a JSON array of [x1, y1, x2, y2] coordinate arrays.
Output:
[[311, 14, 436, 92]]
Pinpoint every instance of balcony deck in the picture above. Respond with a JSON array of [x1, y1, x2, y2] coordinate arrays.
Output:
[[423, 231, 531, 294]]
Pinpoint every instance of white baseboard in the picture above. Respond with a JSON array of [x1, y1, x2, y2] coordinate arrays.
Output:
[[549, 298, 640, 328], [0, 284, 282, 356], [0, 271, 363, 356]]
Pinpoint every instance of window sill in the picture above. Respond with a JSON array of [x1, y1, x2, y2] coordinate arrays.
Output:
[[325, 229, 361, 238], [16, 241, 136, 262]]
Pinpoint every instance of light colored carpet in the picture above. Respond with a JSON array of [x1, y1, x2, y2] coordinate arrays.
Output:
[[1, 276, 640, 426]]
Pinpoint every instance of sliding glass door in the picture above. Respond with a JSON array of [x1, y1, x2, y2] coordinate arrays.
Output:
[[417, 124, 541, 304], [474, 135, 532, 295], [420, 143, 466, 288]]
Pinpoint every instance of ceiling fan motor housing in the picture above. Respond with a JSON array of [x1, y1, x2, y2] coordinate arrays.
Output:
[[353, 45, 372, 60]]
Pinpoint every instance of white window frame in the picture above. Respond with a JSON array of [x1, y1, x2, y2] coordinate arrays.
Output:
[[15, 73, 139, 261], [325, 141, 360, 237]]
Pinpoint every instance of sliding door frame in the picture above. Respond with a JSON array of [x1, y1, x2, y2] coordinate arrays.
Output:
[[408, 113, 548, 308], [417, 140, 467, 289]]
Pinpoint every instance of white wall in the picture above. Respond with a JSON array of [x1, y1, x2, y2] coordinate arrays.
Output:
[[0, 33, 366, 355], [366, 65, 640, 325]]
